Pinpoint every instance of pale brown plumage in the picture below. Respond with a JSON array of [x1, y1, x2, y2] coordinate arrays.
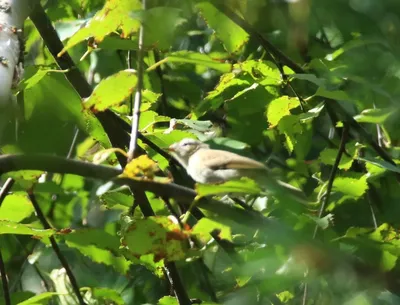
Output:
[[168, 138, 267, 184], [168, 138, 306, 200]]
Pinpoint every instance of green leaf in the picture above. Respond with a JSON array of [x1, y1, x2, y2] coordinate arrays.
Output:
[[196, 2, 249, 54], [121, 216, 188, 262], [289, 73, 326, 87], [158, 296, 179, 305], [238, 60, 282, 86], [146, 130, 196, 149], [97, 35, 138, 50], [192, 218, 232, 241], [298, 103, 325, 122], [314, 87, 353, 102], [277, 115, 312, 159], [0, 221, 55, 237], [381, 250, 397, 272], [100, 191, 133, 208], [0, 194, 34, 222], [59, 0, 141, 55], [167, 51, 232, 73], [196, 177, 262, 198], [207, 137, 249, 150], [358, 157, 400, 174], [266, 96, 301, 127], [84, 70, 137, 112], [142, 7, 186, 50], [353, 108, 395, 124], [332, 177, 368, 198], [64, 229, 131, 275], [85, 287, 124, 304], [18, 292, 66, 305], [22, 72, 96, 153], [177, 119, 213, 132], [320, 148, 353, 170]]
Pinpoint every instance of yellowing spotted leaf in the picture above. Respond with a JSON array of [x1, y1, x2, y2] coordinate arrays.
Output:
[[122, 155, 159, 180]]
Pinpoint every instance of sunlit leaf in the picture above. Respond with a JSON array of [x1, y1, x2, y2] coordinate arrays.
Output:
[[192, 217, 232, 241], [196, 2, 249, 54], [59, 0, 141, 55], [358, 157, 400, 174], [0, 221, 55, 237], [332, 177, 368, 198], [83, 70, 137, 112], [18, 292, 66, 305], [167, 51, 232, 73], [0, 194, 34, 222], [121, 216, 189, 262], [320, 148, 353, 170], [266, 96, 301, 128], [122, 155, 160, 180]]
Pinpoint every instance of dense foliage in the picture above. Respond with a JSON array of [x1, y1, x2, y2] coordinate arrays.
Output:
[[1, 0, 400, 304]]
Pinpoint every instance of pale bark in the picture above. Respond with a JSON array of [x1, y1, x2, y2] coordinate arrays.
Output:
[[0, 0, 37, 106]]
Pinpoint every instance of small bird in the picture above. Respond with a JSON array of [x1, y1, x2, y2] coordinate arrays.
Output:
[[168, 138, 306, 201], [168, 138, 268, 184]]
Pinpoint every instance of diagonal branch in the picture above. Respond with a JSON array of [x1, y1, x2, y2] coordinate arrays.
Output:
[[27, 190, 86, 305]]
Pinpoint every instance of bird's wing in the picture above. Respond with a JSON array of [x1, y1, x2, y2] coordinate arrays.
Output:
[[195, 149, 267, 170]]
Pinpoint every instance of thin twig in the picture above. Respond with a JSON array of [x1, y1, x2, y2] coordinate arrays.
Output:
[[127, 0, 146, 162], [313, 124, 349, 239], [67, 126, 79, 159], [27, 190, 86, 305], [302, 282, 308, 305], [366, 191, 378, 229], [0, 178, 14, 207]]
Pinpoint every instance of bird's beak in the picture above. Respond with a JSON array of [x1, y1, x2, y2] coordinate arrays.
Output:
[[167, 144, 176, 152]]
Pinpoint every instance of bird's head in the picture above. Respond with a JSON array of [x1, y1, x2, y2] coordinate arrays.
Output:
[[168, 138, 209, 165]]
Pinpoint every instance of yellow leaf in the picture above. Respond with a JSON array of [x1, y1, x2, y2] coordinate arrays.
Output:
[[122, 155, 159, 180]]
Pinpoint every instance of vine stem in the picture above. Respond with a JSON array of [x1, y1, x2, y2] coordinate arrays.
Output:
[[313, 124, 348, 238], [302, 124, 348, 305]]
